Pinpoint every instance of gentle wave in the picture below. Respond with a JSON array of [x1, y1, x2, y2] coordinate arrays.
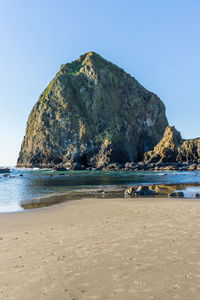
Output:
[[0, 168, 200, 212]]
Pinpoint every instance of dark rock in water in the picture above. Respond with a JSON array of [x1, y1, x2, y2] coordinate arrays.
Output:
[[178, 192, 184, 197], [168, 192, 184, 198], [124, 185, 157, 197], [136, 186, 150, 192], [168, 192, 177, 198], [2, 174, 9, 177], [135, 185, 157, 196], [17, 51, 168, 169], [144, 126, 200, 164], [0, 168, 10, 174], [194, 193, 200, 198], [124, 187, 136, 197], [97, 190, 106, 196]]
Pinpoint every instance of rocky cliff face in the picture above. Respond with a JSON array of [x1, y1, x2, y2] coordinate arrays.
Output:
[[177, 138, 200, 162], [17, 52, 168, 168], [144, 126, 200, 163]]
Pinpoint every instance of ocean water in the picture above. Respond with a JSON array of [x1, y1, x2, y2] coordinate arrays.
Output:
[[0, 168, 200, 212]]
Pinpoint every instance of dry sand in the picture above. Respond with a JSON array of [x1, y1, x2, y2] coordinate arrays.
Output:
[[0, 197, 200, 300]]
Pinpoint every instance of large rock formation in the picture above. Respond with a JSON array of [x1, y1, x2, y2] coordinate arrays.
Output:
[[144, 126, 200, 163], [17, 52, 168, 168]]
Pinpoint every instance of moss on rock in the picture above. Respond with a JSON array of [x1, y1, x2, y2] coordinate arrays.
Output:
[[17, 52, 168, 168]]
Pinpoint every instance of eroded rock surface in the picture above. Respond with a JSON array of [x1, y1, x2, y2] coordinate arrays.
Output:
[[144, 126, 200, 164], [177, 139, 200, 162], [17, 52, 168, 168]]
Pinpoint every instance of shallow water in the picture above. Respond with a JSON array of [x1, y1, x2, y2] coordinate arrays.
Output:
[[0, 168, 200, 212]]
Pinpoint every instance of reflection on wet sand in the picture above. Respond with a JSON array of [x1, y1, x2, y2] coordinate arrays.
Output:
[[21, 190, 123, 209], [21, 182, 200, 210]]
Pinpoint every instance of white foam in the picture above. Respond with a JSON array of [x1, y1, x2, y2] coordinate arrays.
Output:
[[0, 204, 23, 213]]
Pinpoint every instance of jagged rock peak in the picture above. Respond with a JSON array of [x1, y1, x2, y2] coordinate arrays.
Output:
[[154, 126, 182, 150], [144, 126, 182, 163], [59, 51, 133, 84], [17, 52, 168, 168], [144, 126, 200, 163]]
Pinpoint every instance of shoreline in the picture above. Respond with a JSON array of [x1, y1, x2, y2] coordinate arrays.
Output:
[[1, 197, 200, 299], [2, 195, 200, 216], [0, 168, 200, 213], [20, 181, 200, 210], [15, 159, 200, 172]]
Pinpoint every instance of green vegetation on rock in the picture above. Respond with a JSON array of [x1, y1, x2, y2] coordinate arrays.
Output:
[[17, 51, 168, 168]]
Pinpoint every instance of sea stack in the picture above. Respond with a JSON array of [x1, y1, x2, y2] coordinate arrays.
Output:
[[17, 52, 168, 168]]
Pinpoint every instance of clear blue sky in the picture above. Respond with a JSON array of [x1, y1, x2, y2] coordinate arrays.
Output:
[[0, 0, 199, 166]]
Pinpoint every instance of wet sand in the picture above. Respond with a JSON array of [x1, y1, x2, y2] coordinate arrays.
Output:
[[0, 197, 200, 299]]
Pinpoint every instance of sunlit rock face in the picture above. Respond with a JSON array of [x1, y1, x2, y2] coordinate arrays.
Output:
[[17, 52, 168, 168], [177, 138, 200, 163], [144, 126, 200, 163]]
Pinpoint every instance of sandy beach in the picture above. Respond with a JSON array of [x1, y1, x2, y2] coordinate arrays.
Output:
[[0, 197, 200, 300]]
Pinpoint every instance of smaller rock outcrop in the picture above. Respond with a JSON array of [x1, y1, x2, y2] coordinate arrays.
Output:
[[168, 192, 184, 198], [135, 186, 157, 196], [177, 139, 200, 162], [2, 174, 9, 177], [144, 126, 200, 164], [124, 185, 157, 197], [0, 168, 10, 174], [144, 126, 182, 163], [124, 187, 136, 197], [194, 193, 200, 198]]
